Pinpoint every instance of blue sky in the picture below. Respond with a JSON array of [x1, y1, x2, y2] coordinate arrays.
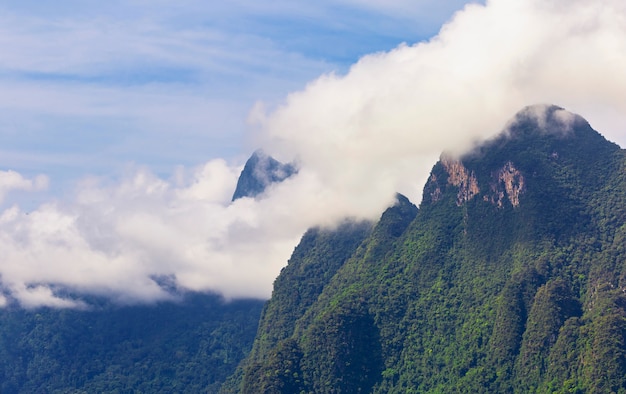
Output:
[[0, 0, 478, 196], [2, 0, 626, 308]]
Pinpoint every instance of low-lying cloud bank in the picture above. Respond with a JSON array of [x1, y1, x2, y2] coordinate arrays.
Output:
[[2, 0, 626, 307]]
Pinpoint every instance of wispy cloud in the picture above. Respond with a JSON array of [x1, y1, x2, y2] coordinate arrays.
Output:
[[0, 2, 340, 182], [0, 0, 477, 185]]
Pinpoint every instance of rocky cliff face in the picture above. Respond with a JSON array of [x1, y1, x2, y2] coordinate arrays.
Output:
[[490, 161, 525, 207], [440, 157, 480, 205], [430, 157, 526, 208], [428, 152, 528, 211]]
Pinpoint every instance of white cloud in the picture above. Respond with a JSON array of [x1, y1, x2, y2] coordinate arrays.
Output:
[[0, 170, 48, 204], [0, 163, 307, 307], [256, 0, 626, 206], [11, 284, 87, 309]]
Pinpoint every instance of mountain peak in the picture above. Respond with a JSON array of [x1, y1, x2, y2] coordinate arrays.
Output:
[[231, 150, 297, 201], [424, 105, 619, 211], [504, 104, 589, 138]]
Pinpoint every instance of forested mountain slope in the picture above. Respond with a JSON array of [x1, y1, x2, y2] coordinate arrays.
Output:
[[231, 105, 626, 393], [220, 219, 378, 393], [0, 293, 263, 393]]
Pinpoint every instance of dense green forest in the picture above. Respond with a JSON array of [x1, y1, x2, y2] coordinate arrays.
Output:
[[0, 293, 263, 393], [229, 106, 626, 393]]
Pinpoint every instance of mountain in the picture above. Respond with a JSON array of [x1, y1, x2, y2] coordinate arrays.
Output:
[[232, 150, 297, 201], [227, 105, 626, 393]]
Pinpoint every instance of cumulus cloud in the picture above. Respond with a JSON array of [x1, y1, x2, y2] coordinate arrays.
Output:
[[1, 0, 626, 307], [0, 153, 399, 308], [0, 170, 48, 204], [256, 0, 626, 205], [0, 162, 306, 307]]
